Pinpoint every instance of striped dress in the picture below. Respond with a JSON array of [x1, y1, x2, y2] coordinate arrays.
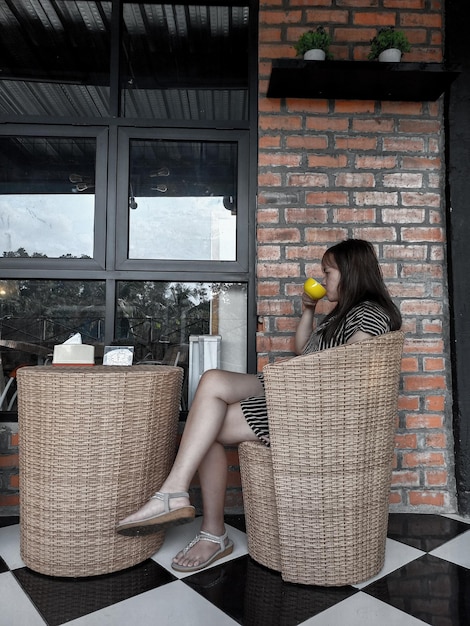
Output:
[[240, 300, 393, 444]]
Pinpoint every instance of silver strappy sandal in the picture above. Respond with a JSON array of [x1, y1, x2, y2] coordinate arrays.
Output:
[[116, 491, 195, 535], [171, 529, 234, 572]]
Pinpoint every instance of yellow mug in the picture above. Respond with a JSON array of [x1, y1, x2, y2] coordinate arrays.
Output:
[[304, 278, 326, 300]]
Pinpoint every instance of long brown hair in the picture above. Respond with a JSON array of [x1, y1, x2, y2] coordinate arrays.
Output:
[[320, 239, 402, 342]]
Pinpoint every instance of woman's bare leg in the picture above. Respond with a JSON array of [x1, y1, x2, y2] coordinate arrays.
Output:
[[118, 369, 263, 526], [171, 440, 228, 568], [171, 400, 258, 568]]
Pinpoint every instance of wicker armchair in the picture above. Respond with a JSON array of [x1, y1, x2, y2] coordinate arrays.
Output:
[[239, 331, 404, 586]]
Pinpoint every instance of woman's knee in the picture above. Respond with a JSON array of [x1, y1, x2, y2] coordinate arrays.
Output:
[[195, 369, 262, 404], [194, 369, 228, 399], [198, 368, 224, 389]]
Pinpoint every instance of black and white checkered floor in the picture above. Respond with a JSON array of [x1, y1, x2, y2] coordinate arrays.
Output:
[[1, 513, 469, 625]]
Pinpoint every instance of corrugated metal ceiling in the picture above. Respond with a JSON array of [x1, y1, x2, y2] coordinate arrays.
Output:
[[0, 0, 250, 120]]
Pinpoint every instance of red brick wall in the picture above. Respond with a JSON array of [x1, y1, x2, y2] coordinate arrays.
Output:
[[257, 0, 456, 512]]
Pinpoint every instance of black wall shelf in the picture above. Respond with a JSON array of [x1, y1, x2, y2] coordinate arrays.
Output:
[[267, 60, 461, 101]]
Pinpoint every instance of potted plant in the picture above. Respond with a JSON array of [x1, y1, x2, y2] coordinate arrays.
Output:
[[368, 27, 411, 62], [294, 26, 333, 61]]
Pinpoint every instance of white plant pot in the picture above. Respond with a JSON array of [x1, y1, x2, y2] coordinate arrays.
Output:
[[303, 49, 326, 61], [378, 48, 402, 62]]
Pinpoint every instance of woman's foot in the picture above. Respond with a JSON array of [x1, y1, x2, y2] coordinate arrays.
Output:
[[172, 528, 233, 572], [116, 491, 195, 535]]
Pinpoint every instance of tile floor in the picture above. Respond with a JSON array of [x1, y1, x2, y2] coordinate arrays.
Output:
[[1, 513, 469, 626]]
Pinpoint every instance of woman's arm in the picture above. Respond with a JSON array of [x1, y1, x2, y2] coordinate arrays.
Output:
[[345, 329, 373, 345], [294, 294, 318, 355]]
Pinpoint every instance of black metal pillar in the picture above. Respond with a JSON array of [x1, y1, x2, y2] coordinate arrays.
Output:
[[445, 0, 470, 515]]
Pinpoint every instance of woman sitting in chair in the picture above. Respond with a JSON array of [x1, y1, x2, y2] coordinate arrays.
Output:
[[117, 238, 402, 572]]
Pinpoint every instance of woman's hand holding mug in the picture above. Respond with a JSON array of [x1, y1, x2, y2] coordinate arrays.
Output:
[[304, 278, 326, 301]]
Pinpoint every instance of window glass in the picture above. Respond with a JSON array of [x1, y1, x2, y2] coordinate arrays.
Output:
[[0, 1, 112, 117], [116, 281, 247, 408], [128, 139, 237, 261], [121, 3, 250, 120], [0, 278, 246, 373], [0, 278, 105, 411], [0, 136, 97, 259], [0, 279, 105, 344], [0, 278, 105, 368]]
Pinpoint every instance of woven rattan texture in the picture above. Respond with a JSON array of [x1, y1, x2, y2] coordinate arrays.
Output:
[[240, 331, 404, 586], [239, 441, 281, 572], [17, 365, 183, 577]]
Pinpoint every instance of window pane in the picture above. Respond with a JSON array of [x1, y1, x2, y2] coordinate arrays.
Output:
[[0, 279, 105, 410], [0, 136, 96, 259], [121, 3, 249, 121], [0, 1, 111, 117], [0, 279, 105, 344], [128, 139, 237, 261], [116, 281, 247, 409]]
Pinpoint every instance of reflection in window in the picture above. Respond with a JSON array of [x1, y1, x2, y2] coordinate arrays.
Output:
[[0, 278, 105, 374], [128, 139, 237, 261], [116, 281, 247, 406], [0, 279, 105, 343], [0, 136, 96, 258]]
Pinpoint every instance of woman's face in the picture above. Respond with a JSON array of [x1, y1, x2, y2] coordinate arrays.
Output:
[[322, 254, 341, 302]]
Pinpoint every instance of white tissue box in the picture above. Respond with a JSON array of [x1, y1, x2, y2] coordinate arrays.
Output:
[[52, 344, 95, 366]]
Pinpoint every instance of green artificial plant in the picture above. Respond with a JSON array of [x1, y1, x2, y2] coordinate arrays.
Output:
[[368, 27, 411, 60], [294, 26, 333, 59]]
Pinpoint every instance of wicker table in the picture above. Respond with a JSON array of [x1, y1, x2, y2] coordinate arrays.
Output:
[[17, 364, 183, 577]]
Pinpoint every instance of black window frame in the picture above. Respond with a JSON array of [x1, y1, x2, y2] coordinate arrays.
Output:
[[0, 124, 108, 272], [115, 126, 250, 273], [0, 0, 259, 374]]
